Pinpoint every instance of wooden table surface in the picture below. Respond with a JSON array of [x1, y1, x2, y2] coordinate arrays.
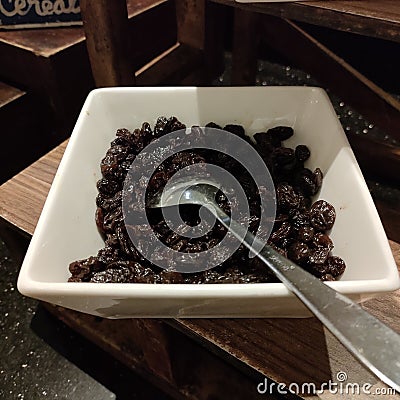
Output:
[[213, 0, 400, 43], [0, 141, 399, 398]]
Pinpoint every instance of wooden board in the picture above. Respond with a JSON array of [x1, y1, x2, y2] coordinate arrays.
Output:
[[1, 141, 400, 398], [213, 0, 400, 43]]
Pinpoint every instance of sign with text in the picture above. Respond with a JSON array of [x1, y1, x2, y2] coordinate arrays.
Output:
[[0, 0, 81, 29]]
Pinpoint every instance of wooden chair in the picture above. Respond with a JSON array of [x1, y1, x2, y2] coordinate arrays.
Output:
[[79, 0, 226, 87]]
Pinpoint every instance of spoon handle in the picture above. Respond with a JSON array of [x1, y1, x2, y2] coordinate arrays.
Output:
[[212, 205, 400, 392]]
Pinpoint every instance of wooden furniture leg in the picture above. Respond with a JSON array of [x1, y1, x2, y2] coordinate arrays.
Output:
[[80, 0, 134, 87], [231, 8, 260, 85]]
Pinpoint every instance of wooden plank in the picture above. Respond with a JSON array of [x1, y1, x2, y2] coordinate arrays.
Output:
[[42, 304, 285, 400], [175, 0, 226, 82], [374, 198, 400, 245], [211, 0, 400, 43], [176, 0, 206, 51], [80, 0, 134, 87], [0, 0, 167, 58], [203, 1, 227, 81], [257, 16, 400, 143], [0, 0, 175, 134], [231, 8, 260, 85], [0, 81, 24, 107], [136, 43, 204, 85], [347, 134, 400, 186], [0, 141, 67, 234]]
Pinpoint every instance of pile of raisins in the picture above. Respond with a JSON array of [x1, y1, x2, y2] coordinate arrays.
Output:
[[68, 117, 346, 283]]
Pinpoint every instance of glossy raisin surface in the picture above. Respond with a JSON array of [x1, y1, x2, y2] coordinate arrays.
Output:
[[68, 120, 345, 284]]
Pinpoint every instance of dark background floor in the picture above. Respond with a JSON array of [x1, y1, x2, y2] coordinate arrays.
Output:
[[1, 46, 400, 399]]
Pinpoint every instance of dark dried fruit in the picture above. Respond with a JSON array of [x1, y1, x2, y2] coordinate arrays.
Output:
[[223, 124, 245, 138], [254, 132, 281, 152], [270, 221, 292, 243], [295, 168, 317, 196], [268, 126, 294, 141], [69, 118, 345, 284], [276, 183, 299, 211], [308, 247, 329, 264], [310, 200, 336, 231], [312, 232, 333, 251], [97, 177, 120, 197], [272, 147, 295, 167], [314, 168, 323, 192], [295, 145, 310, 162], [325, 256, 346, 277], [288, 242, 310, 264], [296, 226, 314, 242], [205, 122, 222, 130]]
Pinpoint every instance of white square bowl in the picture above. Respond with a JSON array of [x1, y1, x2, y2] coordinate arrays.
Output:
[[17, 87, 399, 318]]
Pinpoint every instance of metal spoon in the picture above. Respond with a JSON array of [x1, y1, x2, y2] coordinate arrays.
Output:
[[147, 181, 400, 392]]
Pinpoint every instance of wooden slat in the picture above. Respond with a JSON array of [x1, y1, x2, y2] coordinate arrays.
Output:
[[203, 1, 227, 81], [347, 134, 400, 186], [0, 0, 168, 58], [211, 0, 400, 43], [136, 43, 204, 85], [0, 142, 67, 234], [175, 0, 226, 82], [373, 199, 400, 245], [176, 0, 206, 51], [42, 304, 285, 400], [80, 0, 134, 87], [0, 81, 24, 107], [231, 8, 260, 85]]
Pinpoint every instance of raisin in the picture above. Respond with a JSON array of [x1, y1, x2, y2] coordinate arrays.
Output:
[[295, 145, 310, 162], [154, 116, 169, 137], [308, 247, 329, 264], [325, 256, 346, 277], [296, 226, 314, 242], [314, 168, 323, 192], [276, 183, 300, 211], [254, 132, 281, 151], [268, 126, 294, 141], [321, 274, 335, 281], [270, 221, 292, 243], [95, 207, 105, 234], [97, 178, 120, 197], [288, 242, 310, 264], [272, 147, 295, 167], [291, 211, 310, 229], [140, 121, 154, 144], [310, 200, 336, 231], [205, 122, 222, 129], [223, 124, 245, 138], [91, 263, 136, 283], [159, 271, 185, 283], [295, 168, 317, 196], [69, 117, 344, 284], [312, 232, 333, 251]]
